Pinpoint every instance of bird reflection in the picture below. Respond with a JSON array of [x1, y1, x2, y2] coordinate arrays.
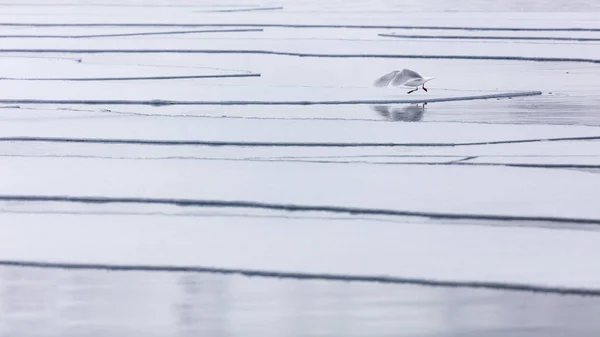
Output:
[[371, 103, 426, 122]]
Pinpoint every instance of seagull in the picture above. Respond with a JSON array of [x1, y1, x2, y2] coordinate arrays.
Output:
[[373, 68, 435, 94]]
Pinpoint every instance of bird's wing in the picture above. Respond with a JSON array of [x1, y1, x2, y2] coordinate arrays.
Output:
[[391, 68, 423, 86], [373, 70, 400, 87]]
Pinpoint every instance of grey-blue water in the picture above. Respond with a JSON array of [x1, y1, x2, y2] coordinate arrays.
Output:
[[1, 266, 600, 337]]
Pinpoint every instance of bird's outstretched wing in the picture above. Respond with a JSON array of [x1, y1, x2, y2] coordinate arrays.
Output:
[[391, 68, 423, 86], [373, 70, 400, 87]]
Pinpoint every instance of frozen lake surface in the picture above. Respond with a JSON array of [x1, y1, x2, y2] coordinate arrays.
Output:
[[1, 0, 600, 336]]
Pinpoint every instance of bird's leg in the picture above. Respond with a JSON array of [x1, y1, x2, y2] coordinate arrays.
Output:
[[422, 85, 428, 92], [407, 87, 419, 94]]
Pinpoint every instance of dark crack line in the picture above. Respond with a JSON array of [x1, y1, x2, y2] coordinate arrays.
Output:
[[447, 156, 479, 163], [0, 260, 597, 296], [0, 153, 466, 161], [0, 73, 260, 81], [0, 3, 233, 7], [0, 28, 265, 39], [0, 49, 598, 63], [1, 153, 599, 173], [0, 23, 599, 32], [378, 33, 600, 42], [75, 28, 264, 38], [463, 136, 600, 146], [1, 206, 597, 233], [0, 195, 599, 225], [0, 91, 543, 106], [0, 137, 452, 147], [198, 6, 284, 13], [454, 162, 600, 170], [0, 209, 419, 225], [0, 134, 598, 147]]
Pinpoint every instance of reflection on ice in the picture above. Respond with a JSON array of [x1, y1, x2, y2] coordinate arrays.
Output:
[[371, 104, 426, 122]]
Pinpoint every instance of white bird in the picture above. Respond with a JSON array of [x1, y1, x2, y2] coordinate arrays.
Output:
[[373, 68, 435, 94]]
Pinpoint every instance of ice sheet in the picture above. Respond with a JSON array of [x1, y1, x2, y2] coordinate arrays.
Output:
[[1, 213, 600, 290], [1, 1, 600, 293], [1, 155, 600, 219]]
